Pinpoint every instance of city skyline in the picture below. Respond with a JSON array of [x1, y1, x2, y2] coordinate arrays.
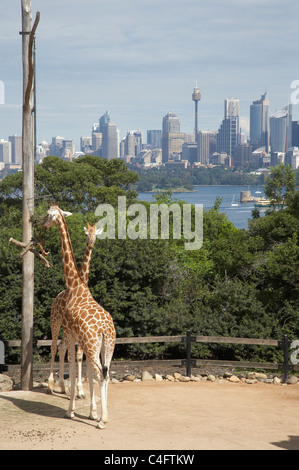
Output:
[[0, 0, 299, 149]]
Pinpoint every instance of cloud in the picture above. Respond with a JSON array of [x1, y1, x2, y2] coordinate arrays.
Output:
[[0, 0, 299, 146]]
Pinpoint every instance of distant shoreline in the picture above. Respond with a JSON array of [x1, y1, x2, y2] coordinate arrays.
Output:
[[139, 184, 264, 193]]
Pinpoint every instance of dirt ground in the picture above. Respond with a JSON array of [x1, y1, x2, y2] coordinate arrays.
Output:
[[1, 376, 299, 450]]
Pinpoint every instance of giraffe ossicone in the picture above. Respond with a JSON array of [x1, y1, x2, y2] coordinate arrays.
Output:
[[43, 203, 116, 429]]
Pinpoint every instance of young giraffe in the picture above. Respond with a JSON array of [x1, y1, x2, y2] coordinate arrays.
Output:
[[42, 204, 116, 429], [48, 222, 102, 398]]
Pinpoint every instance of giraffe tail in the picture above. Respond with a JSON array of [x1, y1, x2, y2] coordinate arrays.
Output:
[[100, 333, 109, 379]]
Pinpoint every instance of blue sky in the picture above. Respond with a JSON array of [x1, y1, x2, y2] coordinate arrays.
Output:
[[1, 0, 299, 150]]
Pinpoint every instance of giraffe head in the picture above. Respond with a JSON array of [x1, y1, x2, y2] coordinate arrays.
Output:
[[84, 221, 103, 246], [42, 203, 72, 230]]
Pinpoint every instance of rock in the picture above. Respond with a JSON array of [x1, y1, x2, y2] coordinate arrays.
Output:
[[229, 375, 240, 383], [154, 373, 163, 382], [190, 376, 201, 382], [124, 374, 135, 382], [263, 378, 274, 384], [207, 374, 216, 382], [141, 371, 153, 381], [223, 372, 232, 378], [273, 376, 281, 385], [255, 372, 268, 380], [166, 374, 175, 382], [111, 377, 119, 384], [245, 379, 258, 384], [173, 372, 182, 381], [247, 372, 256, 379], [180, 376, 191, 382], [287, 375, 298, 384], [0, 374, 14, 392]]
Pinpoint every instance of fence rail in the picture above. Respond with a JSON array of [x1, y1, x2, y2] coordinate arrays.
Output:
[[3, 332, 299, 382]]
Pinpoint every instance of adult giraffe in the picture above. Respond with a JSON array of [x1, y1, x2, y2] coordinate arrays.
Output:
[[48, 222, 102, 398], [42, 204, 116, 429]]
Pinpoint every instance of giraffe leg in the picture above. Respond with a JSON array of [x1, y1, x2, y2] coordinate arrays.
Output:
[[48, 322, 60, 394], [86, 361, 98, 420], [96, 343, 113, 429], [58, 336, 67, 393], [66, 339, 76, 419], [76, 345, 85, 399]]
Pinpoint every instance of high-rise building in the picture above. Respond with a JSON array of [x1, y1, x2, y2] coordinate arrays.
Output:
[[99, 111, 110, 130], [0, 139, 12, 164], [162, 112, 180, 133], [197, 131, 217, 165], [125, 131, 136, 157], [134, 130, 142, 155], [61, 139, 75, 160], [9, 135, 22, 164], [182, 142, 197, 164], [270, 105, 292, 153], [101, 122, 119, 160], [286, 147, 299, 169], [292, 121, 299, 147], [224, 98, 239, 119], [162, 112, 184, 162], [216, 98, 240, 156], [147, 130, 162, 149], [80, 136, 92, 154], [233, 143, 253, 167], [250, 92, 270, 151], [50, 136, 64, 157]]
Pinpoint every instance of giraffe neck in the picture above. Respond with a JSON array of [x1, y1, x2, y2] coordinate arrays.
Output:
[[57, 212, 81, 290], [79, 243, 94, 284]]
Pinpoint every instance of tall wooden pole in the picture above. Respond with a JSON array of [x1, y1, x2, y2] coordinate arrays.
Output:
[[20, 0, 39, 391]]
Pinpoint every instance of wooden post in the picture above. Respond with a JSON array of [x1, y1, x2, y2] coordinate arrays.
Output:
[[20, 0, 40, 391]]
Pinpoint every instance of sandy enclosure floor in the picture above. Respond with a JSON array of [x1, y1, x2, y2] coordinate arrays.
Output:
[[1, 380, 299, 450]]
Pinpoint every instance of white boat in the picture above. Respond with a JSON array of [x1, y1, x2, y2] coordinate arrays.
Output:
[[231, 195, 238, 207]]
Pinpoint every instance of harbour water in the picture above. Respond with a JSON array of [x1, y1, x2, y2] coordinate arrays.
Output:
[[137, 185, 267, 230]]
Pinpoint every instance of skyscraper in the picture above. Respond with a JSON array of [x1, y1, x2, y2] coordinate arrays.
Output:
[[147, 130, 162, 149], [270, 105, 292, 153], [292, 121, 299, 147], [162, 112, 180, 133], [9, 135, 22, 164], [162, 112, 184, 162], [0, 139, 12, 164], [101, 122, 119, 160], [250, 92, 270, 151], [216, 98, 240, 156], [197, 131, 217, 164]]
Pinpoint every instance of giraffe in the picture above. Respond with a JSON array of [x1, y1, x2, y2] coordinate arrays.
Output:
[[42, 204, 116, 429], [48, 222, 102, 398]]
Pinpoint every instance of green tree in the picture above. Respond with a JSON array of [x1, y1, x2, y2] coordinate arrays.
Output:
[[264, 163, 296, 209]]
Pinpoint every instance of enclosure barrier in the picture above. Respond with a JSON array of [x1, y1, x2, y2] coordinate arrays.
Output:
[[3, 332, 299, 383]]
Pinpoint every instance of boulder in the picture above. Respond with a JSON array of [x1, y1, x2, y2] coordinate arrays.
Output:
[[141, 370, 153, 381], [166, 374, 175, 382], [229, 375, 240, 383], [124, 374, 135, 382], [154, 373, 163, 382], [207, 374, 216, 382], [0, 374, 13, 392], [173, 372, 182, 381], [287, 375, 298, 385]]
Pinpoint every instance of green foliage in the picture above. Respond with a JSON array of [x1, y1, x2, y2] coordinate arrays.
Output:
[[264, 163, 296, 209], [1, 158, 299, 365]]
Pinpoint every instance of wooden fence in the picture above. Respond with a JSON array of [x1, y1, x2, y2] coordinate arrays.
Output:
[[2, 331, 299, 383]]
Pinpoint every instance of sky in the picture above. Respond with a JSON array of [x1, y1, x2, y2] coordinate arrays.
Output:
[[0, 0, 299, 150]]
